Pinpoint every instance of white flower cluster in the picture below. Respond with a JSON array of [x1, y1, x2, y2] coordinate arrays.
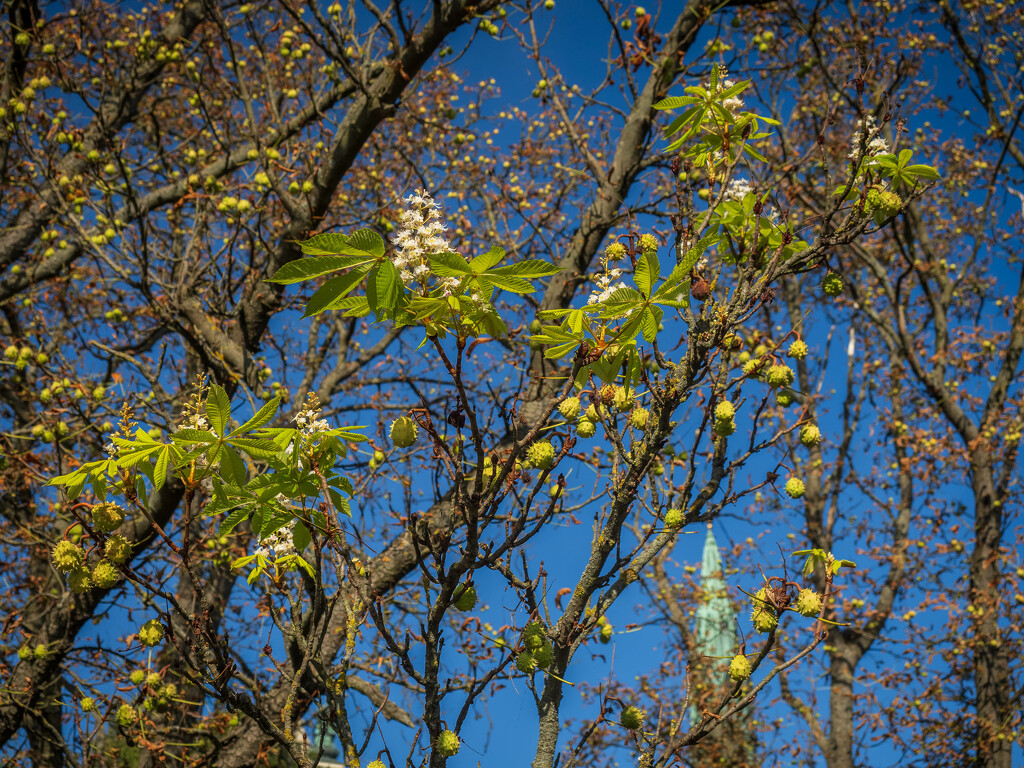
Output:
[[723, 177, 754, 201], [391, 189, 459, 291], [706, 68, 743, 114], [292, 391, 332, 438], [848, 116, 890, 163], [255, 520, 298, 560], [587, 267, 627, 305], [176, 411, 209, 432]]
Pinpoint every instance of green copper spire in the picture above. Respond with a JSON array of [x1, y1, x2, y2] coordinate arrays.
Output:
[[690, 525, 737, 726]]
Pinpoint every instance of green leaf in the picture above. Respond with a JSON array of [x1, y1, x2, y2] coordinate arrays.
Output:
[[366, 261, 402, 317], [229, 438, 284, 460], [346, 228, 386, 257], [205, 384, 231, 436], [293, 520, 312, 551], [471, 245, 505, 272], [233, 397, 281, 435], [302, 266, 372, 318], [221, 446, 247, 486], [653, 95, 697, 111], [294, 229, 384, 257], [267, 255, 374, 284], [485, 274, 533, 294], [635, 250, 659, 296], [640, 306, 663, 343], [490, 259, 561, 279], [429, 252, 472, 276], [153, 447, 169, 491], [220, 506, 252, 536], [904, 164, 941, 180], [171, 428, 218, 444]]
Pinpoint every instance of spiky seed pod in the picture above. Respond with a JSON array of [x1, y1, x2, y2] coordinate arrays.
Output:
[[713, 418, 736, 436], [145, 672, 161, 687], [785, 477, 806, 499], [138, 619, 164, 647], [788, 339, 809, 359], [598, 384, 616, 405], [795, 588, 823, 617], [576, 419, 596, 438], [80, 697, 96, 713], [130, 670, 146, 685], [729, 654, 752, 681], [751, 605, 779, 633], [532, 641, 554, 669], [867, 187, 902, 225], [800, 424, 822, 447], [714, 400, 735, 422], [92, 561, 119, 589], [742, 358, 766, 377], [612, 386, 636, 411], [68, 567, 92, 594], [116, 704, 137, 727], [664, 508, 684, 529], [33, 644, 47, 658], [605, 242, 626, 260], [91, 502, 125, 533], [367, 761, 387, 768], [630, 407, 649, 430], [523, 622, 547, 652], [52, 540, 85, 573], [453, 584, 477, 611], [620, 706, 645, 730], [159, 683, 177, 698], [822, 272, 844, 297], [639, 233, 658, 253], [389, 416, 418, 448], [558, 397, 581, 421], [776, 392, 794, 408], [767, 364, 795, 388], [527, 440, 555, 470], [105, 535, 132, 565], [435, 729, 460, 757]]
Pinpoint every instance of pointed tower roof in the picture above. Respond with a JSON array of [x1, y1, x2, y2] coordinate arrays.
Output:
[[690, 525, 738, 725]]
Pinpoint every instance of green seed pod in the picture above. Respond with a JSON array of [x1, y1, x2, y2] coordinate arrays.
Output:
[[715, 401, 735, 421], [559, 396, 581, 420], [576, 419, 596, 438], [91, 502, 125, 534], [68, 567, 92, 594], [785, 477, 806, 499], [52, 540, 85, 573], [821, 272, 844, 297], [664, 508, 683, 528], [138, 619, 164, 647], [453, 584, 477, 611], [620, 705, 645, 730], [92, 560, 119, 589], [787, 339, 808, 359], [105, 535, 132, 565], [729, 654, 752, 681], [435, 729, 460, 757], [766, 364, 795, 388], [800, 424, 821, 447], [630, 407, 649, 430], [795, 588, 823, 617], [527, 440, 555, 470], [116, 704, 137, 727], [390, 416, 418, 448]]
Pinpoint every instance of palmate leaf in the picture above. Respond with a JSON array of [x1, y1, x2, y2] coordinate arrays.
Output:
[[267, 254, 375, 284], [635, 250, 659, 296], [366, 260, 402, 318], [302, 265, 372, 317], [297, 229, 385, 257], [470, 245, 505, 272], [233, 396, 281, 435], [205, 384, 231, 435]]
